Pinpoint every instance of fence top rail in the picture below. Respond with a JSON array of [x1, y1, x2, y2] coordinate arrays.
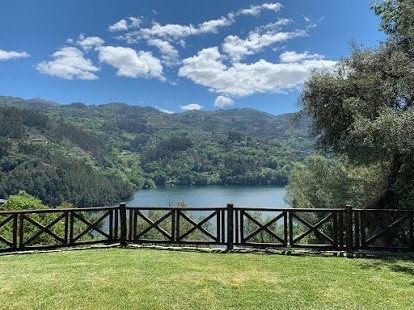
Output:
[[290, 208, 346, 212], [234, 207, 288, 212], [0, 206, 118, 215], [126, 206, 226, 212], [353, 208, 414, 213], [2, 205, 411, 216]]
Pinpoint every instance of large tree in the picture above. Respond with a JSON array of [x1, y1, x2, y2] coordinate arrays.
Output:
[[296, 0, 414, 209], [371, 0, 414, 55]]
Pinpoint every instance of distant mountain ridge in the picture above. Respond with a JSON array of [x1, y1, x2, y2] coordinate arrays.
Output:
[[0, 96, 314, 207], [0, 96, 59, 111], [0, 96, 311, 141]]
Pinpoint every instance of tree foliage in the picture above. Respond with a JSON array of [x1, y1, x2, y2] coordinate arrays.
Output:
[[2, 192, 48, 211], [0, 108, 137, 207], [371, 0, 414, 54], [291, 0, 414, 209], [286, 155, 387, 209]]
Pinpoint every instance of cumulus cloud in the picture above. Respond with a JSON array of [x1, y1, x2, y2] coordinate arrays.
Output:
[[237, 3, 282, 16], [109, 19, 128, 32], [178, 47, 227, 82], [147, 38, 179, 66], [141, 23, 195, 40], [137, 16, 233, 42], [98, 46, 164, 80], [223, 28, 306, 62], [109, 17, 141, 32], [179, 47, 336, 97], [35, 1, 330, 101], [197, 17, 234, 34], [114, 3, 282, 46], [279, 51, 324, 63], [76, 34, 104, 51], [214, 95, 234, 108], [114, 32, 141, 44], [36, 47, 99, 80], [180, 103, 203, 111], [0, 49, 30, 61]]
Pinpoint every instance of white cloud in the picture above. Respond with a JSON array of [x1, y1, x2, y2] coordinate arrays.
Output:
[[178, 47, 227, 83], [180, 103, 203, 111], [109, 19, 128, 32], [136, 16, 233, 42], [114, 3, 282, 45], [147, 38, 179, 66], [141, 23, 195, 40], [214, 95, 234, 108], [223, 28, 307, 62], [179, 47, 337, 97], [115, 31, 141, 44], [305, 17, 324, 29], [262, 3, 283, 11], [237, 3, 282, 16], [98, 46, 164, 80], [76, 34, 104, 51], [179, 39, 186, 48], [279, 51, 324, 63], [197, 17, 233, 34], [129, 17, 142, 28], [259, 18, 291, 31], [36, 47, 99, 80], [238, 6, 262, 16], [0, 49, 30, 61], [156, 107, 175, 114], [109, 17, 141, 32]]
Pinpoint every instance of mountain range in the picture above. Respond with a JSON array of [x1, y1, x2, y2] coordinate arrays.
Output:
[[0, 96, 314, 207]]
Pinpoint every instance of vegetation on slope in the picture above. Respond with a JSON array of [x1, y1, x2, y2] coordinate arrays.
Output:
[[0, 98, 313, 207]]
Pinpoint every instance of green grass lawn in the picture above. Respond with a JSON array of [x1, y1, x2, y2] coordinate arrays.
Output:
[[0, 248, 413, 309]]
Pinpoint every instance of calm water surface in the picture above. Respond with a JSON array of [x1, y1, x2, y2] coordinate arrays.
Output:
[[126, 185, 288, 209]]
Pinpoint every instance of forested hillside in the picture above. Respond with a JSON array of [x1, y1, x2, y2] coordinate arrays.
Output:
[[0, 96, 313, 207]]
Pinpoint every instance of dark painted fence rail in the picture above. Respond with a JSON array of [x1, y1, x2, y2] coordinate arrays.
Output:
[[1, 203, 413, 253]]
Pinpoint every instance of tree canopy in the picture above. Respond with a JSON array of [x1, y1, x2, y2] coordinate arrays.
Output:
[[371, 0, 414, 54], [289, 0, 414, 209]]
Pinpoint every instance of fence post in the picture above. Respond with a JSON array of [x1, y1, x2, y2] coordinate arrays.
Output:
[[345, 204, 353, 253], [13, 213, 18, 250], [120, 203, 127, 246], [226, 203, 234, 251]]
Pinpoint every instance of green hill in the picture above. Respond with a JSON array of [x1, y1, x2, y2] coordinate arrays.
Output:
[[0, 97, 314, 207]]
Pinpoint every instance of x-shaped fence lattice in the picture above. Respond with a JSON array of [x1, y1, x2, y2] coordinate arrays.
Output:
[[237, 209, 287, 246], [131, 208, 223, 244], [356, 210, 414, 250], [289, 210, 343, 248]]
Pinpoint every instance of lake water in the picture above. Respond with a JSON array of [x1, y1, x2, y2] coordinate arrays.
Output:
[[125, 185, 289, 209]]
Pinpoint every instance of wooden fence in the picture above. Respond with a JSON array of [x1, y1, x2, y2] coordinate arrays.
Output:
[[0, 206, 119, 252], [1, 204, 413, 253]]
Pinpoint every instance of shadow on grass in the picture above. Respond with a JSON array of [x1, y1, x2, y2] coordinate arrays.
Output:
[[358, 256, 414, 285]]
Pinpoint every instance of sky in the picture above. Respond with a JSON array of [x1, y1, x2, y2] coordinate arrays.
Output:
[[0, 0, 385, 115]]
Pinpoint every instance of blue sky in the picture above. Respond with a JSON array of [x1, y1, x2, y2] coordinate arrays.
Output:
[[1, 0, 384, 115]]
